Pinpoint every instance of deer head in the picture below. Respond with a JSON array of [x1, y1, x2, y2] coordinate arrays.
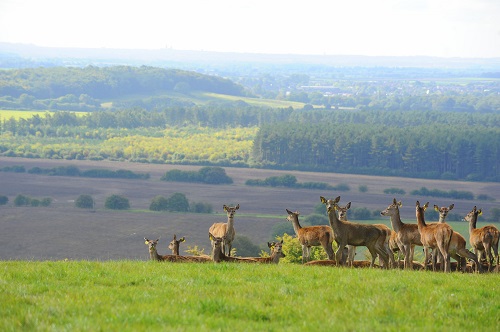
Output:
[[319, 195, 341, 213], [463, 206, 482, 225], [223, 204, 239, 218], [168, 234, 186, 255], [335, 202, 351, 221], [144, 238, 159, 252], [380, 198, 402, 217], [434, 203, 454, 222]]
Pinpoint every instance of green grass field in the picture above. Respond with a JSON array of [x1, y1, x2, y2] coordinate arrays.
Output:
[[1, 261, 498, 331], [0, 110, 86, 120]]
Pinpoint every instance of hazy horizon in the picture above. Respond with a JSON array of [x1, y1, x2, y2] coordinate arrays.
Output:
[[1, 0, 499, 59]]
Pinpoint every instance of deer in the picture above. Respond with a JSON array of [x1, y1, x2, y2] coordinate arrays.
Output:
[[380, 198, 423, 270], [464, 206, 499, 272], [433, 203, 481, 273], [415, 201, 453, 272], [144, 237, 211, 263], [239, 240, 286, 264], [320, 195, 390, 268], [305, 258, 381, 268], [336, 201, 395, 268], [209, 232, 259, 263], [285, 209, 335, 264], [168, 234, 185, 256], [208, 204, 239, 257]]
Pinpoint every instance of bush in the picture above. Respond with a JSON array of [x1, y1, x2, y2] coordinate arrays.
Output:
[[0, 195, 8, 205], [232, 235, 261, 257], [104, 194, 130, 210], [383, 188, 406, 195], [149, 195, 169, 211], [303, 214, 329, 226], [75, 195, 95, 209], [40, 197, 52, 207], [14, 194, 30, 206], [359, 185, 368, 193], [190, 201, 213, 213], [351, 207, 372, 220], [166, 193, 189, 212], [161, 167, 232, 184]]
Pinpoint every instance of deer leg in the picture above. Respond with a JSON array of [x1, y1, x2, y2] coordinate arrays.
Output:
[[301, 245, 308, 264], [347, 245, 356, 267], [367, 247, 378, 268], [424, 247, 433, 271], [335, 242, 346, 266], [483, 243, 493, 271]]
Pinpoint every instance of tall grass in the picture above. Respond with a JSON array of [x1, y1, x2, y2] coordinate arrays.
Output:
[[1, 261, 498, 331]]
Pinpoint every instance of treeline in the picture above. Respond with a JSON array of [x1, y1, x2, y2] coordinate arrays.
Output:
[[1, 165, 150, 179], [252, 123, 500, 182], [0, 66, 245, 111]]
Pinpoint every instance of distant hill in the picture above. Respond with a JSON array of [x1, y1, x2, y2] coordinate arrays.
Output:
[[2, 42, 500, 73]]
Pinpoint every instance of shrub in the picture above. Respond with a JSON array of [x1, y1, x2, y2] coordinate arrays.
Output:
[[0, 195, 8, 205], [166, 193, 189, 212], [75, 195, 95, 209], [232, 235, 261, 257], [104, 194, 130, 210], [149, 195, 169, 211], [40, 198, 52, 207], [359, 185, 368, 193], [14, 194, 30, 206], [198, 166, 233, 184], [334, 183, 350, 191], [351, 207, 372, 220], [190, 202, 213, 213], [383, 188, 406, 195], [303, 214, 329, 226]]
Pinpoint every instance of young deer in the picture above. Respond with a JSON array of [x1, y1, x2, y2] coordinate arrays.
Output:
[[285, 209, 335, 264], [336, 201, 395, 268], [209, 232, 259, 263], [208, 204, 239, 257], [464, 206, 500, 272], [168, 234, 185, 255], [433, 204, 480, 273], [380, 198, 423, 270], [320, 196, 389, 268], [144, 237, 211, 263], [415, 201, 453, 272]]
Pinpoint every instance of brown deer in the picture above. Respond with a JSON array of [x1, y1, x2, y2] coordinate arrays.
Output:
[[434, 203, 481, 273], [305, 259, 381, 268], [208, 204, 239, 257], [285, 209, 335, 264], [209, 232, 259, 263], [336, 201, 395, 268], [144, 238, 211, 263], [380, 198, 423, 270], [415, 201, 453, 272], [168, 234, 185, 255], [240, 240, 286, 264], [320, 196, 390, 268], [464, 206, 500, 272]]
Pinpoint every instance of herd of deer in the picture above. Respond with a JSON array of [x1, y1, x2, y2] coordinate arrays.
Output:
[[144, 196, 500, 273]]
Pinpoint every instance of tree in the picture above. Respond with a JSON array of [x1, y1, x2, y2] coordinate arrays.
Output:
[[104, 194, 130, 210], [232, 235, 260, 256], [166, 193, 189, 212], [198, 166, 233, 184], [14, 194, 30, 206], [75, 194, 95, 209], [149, 195, 169, 211], [0, 195, 8, 205]]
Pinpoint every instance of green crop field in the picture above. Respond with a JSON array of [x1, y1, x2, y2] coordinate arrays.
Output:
[[1, 261, 498, 331], [0, 110, 86, 121]]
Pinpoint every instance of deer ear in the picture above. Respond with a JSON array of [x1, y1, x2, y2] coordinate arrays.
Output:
[[235, 204, 240, 210], [392, 198, 397, 204], [180, 237, 185, 242], [320, 196, 326, 203], [398, 201, 402, 207], [346, 202, 351, 209], [208, 232, 214, 240], [449, 204, 454, 211], [434, 205, 439, 211], [478, 209, 483, 216], [286, 208, 292, 214], [223, 205, 228, 212], [423, 202, 429, 210]]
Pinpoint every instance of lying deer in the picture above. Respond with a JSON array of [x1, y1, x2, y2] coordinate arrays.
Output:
[[464, 206, 499, 272], [320, 196, 389, 268], [168, 234, 185, 256], [239, 241, 286, 264], [208, 204, 239, 257], [285, 209, 335, 263], [380, 198, 423, 270], [144, 237, 211, 263], [305, 259, 381, 269], [415, 201, 453, 272], [209, 232, 259, 263]]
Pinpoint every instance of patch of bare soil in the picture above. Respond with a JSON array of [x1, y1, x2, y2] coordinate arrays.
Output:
[[0, 157, 498, 260]]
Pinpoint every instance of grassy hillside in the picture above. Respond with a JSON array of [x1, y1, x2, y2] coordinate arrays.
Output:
[[1, 261, 498, 331]]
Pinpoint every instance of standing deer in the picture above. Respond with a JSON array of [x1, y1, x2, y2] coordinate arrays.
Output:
[[464, 206, 500, 272], [433, 203, 480, 272], [208, 204, 239, 257], [415, 201, 453, 272], [380, 198, 423, 270], [209, 232, 259, 263], [336, 201, 395, 268], [285, 209, 335, 264], [320, 196, 389, 268], [144, 237, 211, 263]]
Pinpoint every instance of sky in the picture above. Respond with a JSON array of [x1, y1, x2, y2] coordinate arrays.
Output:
[[0, 0, 499, 58]]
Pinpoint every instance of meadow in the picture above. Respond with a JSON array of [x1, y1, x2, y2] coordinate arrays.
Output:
[[1, 261, 499, 331]]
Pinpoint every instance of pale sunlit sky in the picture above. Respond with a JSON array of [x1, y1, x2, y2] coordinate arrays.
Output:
[[0, 0, 499, 58]]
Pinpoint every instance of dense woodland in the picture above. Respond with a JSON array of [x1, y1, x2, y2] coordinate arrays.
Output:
[[0, 65, 499, 182]]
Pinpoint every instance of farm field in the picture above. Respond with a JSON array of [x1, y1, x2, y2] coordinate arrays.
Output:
[[0, 156, 498, 261], [0, 110, 86, 120], [1, 261, 499, 331]]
